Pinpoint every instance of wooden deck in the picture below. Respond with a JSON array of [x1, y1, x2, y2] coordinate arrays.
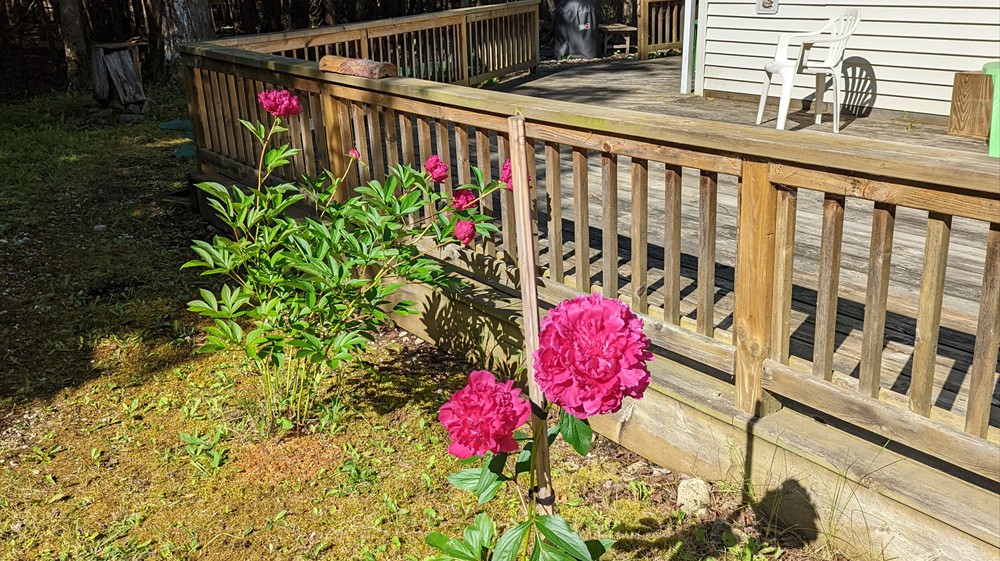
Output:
[[493, 56, 990, 153], [491, 57, 999, 430]]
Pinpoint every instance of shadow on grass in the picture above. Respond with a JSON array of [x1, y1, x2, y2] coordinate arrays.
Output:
[[611, 479, 819, 559], [0, 85, 216, 430]]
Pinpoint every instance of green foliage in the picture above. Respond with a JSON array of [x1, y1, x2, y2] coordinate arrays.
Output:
[[178, 427, 228, 475], [184, 112, 496, 433]]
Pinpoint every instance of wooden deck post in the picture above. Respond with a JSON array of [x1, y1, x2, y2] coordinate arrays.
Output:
[[734, 159, 778, 416], [508, 115, 554, 516], [637, 0, 649, 60]]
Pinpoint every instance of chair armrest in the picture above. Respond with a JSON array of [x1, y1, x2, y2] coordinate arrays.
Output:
[[774, 30, 826, 62]]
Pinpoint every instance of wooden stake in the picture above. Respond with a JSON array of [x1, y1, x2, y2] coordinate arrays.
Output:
[[508, 115, 554, 516]]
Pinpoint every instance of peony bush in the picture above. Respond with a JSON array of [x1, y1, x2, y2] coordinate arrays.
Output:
[[428, 293, 653, 561], [184, 89, 504, 433]]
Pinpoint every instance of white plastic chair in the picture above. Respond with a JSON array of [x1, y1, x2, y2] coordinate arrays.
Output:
[[755, 9, 861, 133]]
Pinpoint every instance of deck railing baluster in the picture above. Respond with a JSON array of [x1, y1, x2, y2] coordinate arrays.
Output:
[[572, 147, 590, 292], [601, 153, 619, 299], [663, 164, 682, 325], [813, 193, 846, 381], [631, 159, 649, 313], [545, 142, 563, 281], [770, 185, 797, 364], [966, 223, 1000, 437], [859, 201, 896, 397], [911, 212, 953, 416], [697, 170, 718, 337]]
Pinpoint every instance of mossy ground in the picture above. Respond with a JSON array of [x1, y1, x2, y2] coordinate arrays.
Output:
[[0, 85, 837, 561]]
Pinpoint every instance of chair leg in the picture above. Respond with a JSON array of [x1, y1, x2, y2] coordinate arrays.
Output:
[[776, 76, 794, 131], [814, 73, 826, 125], [832, 72, 842, 133], [757, 72, 772, 125]]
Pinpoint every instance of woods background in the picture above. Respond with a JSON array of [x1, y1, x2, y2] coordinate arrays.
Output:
[[1, 0, 639, 99]]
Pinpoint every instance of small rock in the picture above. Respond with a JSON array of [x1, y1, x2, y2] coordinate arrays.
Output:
[[676, 477, 711, 517], [93, 224, 107, 232], [10, 520, 22, 534]]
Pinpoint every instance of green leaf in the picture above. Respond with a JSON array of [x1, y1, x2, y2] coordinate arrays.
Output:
[[463, 513, 494, 556], [538, 542, 577, 561], [474, 468, 501, 506], [426, 533, 450, 551], [446, 468, 482, 492], [558, 410, 592, 456], [491, 522, 530, 561], [534, 515, 592, 561], [584, 540, 615, 560]]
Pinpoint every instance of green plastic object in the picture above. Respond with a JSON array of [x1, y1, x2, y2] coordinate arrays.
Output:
[[984, 61, 1000, 158]]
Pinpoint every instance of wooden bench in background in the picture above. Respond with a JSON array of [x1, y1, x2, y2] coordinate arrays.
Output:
[[599, 23, 638, 56]]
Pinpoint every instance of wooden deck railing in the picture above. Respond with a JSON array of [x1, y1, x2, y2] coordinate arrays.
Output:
[[179, 27, 999, 483], [205, 1, 539, 86], [638, 0, 686, 59]]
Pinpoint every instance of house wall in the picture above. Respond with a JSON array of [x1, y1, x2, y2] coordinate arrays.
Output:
[[695, 0, 1000, 116]]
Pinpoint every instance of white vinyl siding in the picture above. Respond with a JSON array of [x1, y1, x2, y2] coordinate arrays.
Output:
[[698, 0, 1000, 116]]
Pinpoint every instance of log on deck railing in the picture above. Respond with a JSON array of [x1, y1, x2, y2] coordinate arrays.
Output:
[[179, 30, 1000, 484]]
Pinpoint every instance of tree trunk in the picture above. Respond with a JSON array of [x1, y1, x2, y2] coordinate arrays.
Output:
[[153, 0, 214, 71], [59, 0, 89, 85]]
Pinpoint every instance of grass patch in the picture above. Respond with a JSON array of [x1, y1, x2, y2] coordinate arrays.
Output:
[[0, 85, 836, 560]]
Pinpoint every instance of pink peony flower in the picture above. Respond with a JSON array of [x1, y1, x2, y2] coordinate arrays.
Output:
[[452, 189, 477, 211], [257, 89, 302, 118], [453, 219, 476, 246], [439, 370, 530, 459], [500, 159, 532, 191], [348, 148, 361, 159], [534, 293, 652, 419], [424, 155, 449, 184]]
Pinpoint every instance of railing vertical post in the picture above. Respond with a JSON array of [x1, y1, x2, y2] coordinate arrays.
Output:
[[360, 29, 371, 59], [459, 16, 471, 85], [509, 115, 554, 516], [638, 0, 649, 60], [182, 57, 213, 175], [531, 3, 540, 73], [734, 159, 778, 416]]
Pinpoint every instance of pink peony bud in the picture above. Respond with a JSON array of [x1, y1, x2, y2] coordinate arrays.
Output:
[[500, 159, 532, 191], [257, 89, 302, 119], [439, 370, 530, 459], [424, 154, 449, 184], [348, 148, 361, 159], [453, 219, 476, 246], [452, 189, 477, 211], [534, 293, 652, 419]]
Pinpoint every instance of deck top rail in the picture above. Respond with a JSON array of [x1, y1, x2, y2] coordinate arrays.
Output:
[[180, 28, 1000, 496]]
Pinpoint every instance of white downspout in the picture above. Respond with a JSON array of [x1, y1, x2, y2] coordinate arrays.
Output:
[[680, 0, 695, 93]]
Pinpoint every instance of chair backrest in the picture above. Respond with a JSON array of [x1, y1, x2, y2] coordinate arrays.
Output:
[[820, 9, 861, 67]]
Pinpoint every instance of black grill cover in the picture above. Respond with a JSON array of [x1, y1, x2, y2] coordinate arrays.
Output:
[[552, 0, 600, 59]]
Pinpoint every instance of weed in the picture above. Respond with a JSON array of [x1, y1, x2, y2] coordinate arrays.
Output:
[[178, 427, 229, 475]]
